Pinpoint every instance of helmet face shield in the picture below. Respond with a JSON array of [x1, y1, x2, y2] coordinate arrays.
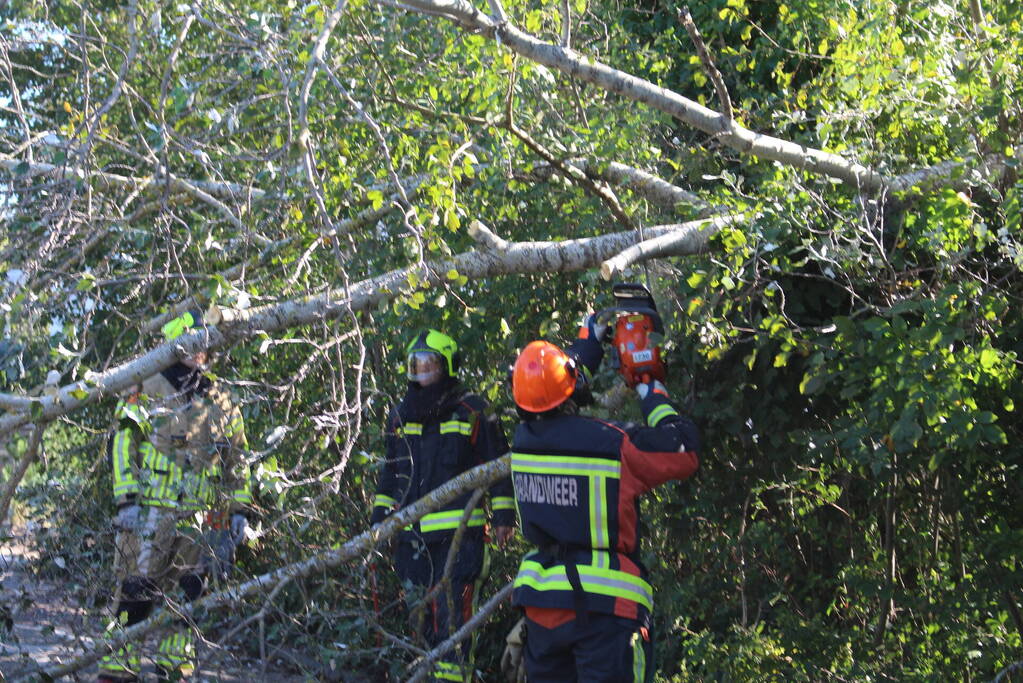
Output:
[[408, 350, 445, 386], [405, 329, 459, 380]]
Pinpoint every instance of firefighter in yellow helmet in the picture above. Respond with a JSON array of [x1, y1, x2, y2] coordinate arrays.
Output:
[[98, 311, 253, 682], [370, 329, 516, 682]]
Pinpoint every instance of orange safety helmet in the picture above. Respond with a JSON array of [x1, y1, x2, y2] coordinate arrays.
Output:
[[512, 340, 578, 413]]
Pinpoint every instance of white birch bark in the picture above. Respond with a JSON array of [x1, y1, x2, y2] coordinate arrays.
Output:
[[0, 219, 716, 438], [600, 213, 750, 280], [38, 455, 512, 679]]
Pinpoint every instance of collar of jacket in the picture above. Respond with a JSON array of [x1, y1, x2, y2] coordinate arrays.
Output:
[[398, 378, 465, 423], [160, 362, 213, 401]]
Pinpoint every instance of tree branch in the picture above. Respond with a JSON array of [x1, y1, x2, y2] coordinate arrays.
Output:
[[0, 159, 266, 202], [405, 582, 514, 683], [679, 7, 732, 123], [506, 121, 636, 229], [37, 455, 512, 680], [600, 213, 748, 280], [0, 423, 46, 527], [0, 218, 720, 438]]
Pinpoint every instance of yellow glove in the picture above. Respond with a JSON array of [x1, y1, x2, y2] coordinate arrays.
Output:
[[500, 617, 527, 683]]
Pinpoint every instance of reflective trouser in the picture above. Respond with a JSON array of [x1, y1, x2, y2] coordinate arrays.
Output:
[[397, 533, 487, 682], [524, 613, 653, 683], [102, 507, 230, 677], [100, 521, 142, 678]]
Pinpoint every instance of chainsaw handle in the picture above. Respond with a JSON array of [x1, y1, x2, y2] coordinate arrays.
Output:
[[595, 305, 665, 335], [594, 306, 622, 328]]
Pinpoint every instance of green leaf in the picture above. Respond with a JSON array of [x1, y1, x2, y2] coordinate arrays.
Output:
[[367, 190, 384, 210], [979, 348, 998, 369], [76, 273, 96, 291], [800, 374, 823, 395]]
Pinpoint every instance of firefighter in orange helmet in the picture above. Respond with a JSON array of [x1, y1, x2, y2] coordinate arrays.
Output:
[[502, 315, 700, 682]]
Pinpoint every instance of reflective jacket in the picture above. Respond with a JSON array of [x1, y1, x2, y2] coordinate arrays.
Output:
[[109, 397, 156, 506], [371, 385, 515, 543], [135, 370, 252, 512], [510, 338, 700, 623]]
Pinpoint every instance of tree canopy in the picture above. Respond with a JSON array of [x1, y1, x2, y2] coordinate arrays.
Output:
[[2, 0, 1022, 679]]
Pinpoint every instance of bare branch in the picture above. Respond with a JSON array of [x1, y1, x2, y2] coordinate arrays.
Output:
[[0, 159, 266, 202], [0, 218, 718, 439], [0, 423, 46, 526], [405, 582, 514, 683], [679, 7, 733, 123], [468, 220, 510, 251], [38, 455, 512, 679], [600, 213, 749, 280]]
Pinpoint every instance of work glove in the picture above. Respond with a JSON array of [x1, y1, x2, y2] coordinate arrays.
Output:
[[636, 380, 669, 400], [115, 503, 141, 531], [500, 617, 527, 683], [578, 313, 608, 343], [230, 512, 249, 546]]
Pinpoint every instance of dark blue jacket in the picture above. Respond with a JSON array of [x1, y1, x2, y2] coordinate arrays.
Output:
[[510, 337, 700, 622], [371, 384, 515, 543]]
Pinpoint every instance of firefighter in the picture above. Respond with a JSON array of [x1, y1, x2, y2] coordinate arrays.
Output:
[[501, 315, 700, 682], [97, 311, 253, 683], [370, 329, 515, 682], [96, 385, 151, 680]]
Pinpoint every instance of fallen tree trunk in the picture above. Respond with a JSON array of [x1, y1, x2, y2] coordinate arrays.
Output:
[[0, 216, 724, 442], [32, 455, 512, 681]]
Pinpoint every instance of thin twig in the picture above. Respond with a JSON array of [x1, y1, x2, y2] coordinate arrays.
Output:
[[405, 582, 514, 683], [679, 7, 733, 123]]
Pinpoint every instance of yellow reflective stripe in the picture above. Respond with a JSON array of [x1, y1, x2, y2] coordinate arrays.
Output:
[[226, 415, 244, 438], [433, 661, 464, 680], [439, 420, 472, 436], [511, 453, 621, 479], [99, 641, 139, 673], [492, 496, 515, 511], [419, 509, 486, 532], [647, 403, 678, 427], [632, 630, 646, 682], [397, 422, 423, 436], [375, 494, 398, 508], [140, 449, 182, 506], [112, 429, 140, 496], [514, 560, 653, 611], [589, 478, 610, 567], [180, 469, 214, 510]]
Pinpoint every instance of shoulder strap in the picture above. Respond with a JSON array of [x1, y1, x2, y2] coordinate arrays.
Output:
[[458, 400, 483, 446]]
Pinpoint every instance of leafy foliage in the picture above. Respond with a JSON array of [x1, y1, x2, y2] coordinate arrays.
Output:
[[1, 0, 1022, 679]]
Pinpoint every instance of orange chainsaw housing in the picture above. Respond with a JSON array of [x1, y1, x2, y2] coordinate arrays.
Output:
[[613, 313, 665, 388]]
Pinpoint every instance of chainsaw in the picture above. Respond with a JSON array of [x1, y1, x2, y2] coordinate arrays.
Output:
[[596, 283, 666, 388]]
